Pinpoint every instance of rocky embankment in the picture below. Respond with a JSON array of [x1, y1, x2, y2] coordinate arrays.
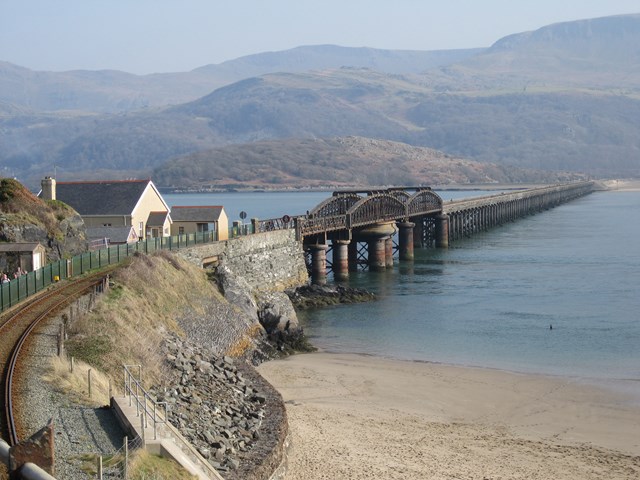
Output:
[[286, 284, 376, 309], [158, 268, 376, 478], [155, 334, 287, 480]]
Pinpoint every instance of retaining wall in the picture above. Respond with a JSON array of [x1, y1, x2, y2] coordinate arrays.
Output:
[[176, 230, 308, 292]]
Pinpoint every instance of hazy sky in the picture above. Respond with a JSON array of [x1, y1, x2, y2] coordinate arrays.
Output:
[[1, 1, 638, 74]]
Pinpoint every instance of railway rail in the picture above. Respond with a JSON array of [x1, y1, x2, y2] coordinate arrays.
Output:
[[0, 269, 113, 448]]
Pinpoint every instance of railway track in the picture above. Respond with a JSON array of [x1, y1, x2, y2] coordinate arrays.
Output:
[[0, 270, 113, 447]]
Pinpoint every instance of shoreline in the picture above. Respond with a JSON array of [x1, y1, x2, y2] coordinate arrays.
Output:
[[307, 343, 640, 405], [257, 351, 640, 479]]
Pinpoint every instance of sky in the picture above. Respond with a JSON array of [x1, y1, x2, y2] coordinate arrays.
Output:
[[1, 0, 639, 75]]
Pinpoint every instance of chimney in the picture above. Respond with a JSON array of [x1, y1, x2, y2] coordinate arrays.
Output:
[[41, 177, 56, 201]]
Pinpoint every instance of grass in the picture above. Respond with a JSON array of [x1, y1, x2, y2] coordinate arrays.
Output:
[[74, 450, 197, 479], [128, 450, 197, 480], [60, 251, 222, 389], [43, 356, 112, 406]]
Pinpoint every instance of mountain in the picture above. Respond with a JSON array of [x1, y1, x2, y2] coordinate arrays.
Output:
[[2, 14, 640, 189], [152, 136, 586, 190], [444, 14, 640, 89], [0, 46, 480, 113]]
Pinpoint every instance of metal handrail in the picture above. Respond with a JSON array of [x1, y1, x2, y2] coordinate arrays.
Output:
[[123, 365, 167, 441]]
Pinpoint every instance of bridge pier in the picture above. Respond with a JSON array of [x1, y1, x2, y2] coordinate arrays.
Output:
[[385, 237, 394, 268], [435, 214, 449, 248], [355, 222, 396, 272], [368, 238, 387, 271], [348, 241, 359, 272], [308, 244, 328, 285], [332, 240, 350, 281], [397, 221, 415, 260]]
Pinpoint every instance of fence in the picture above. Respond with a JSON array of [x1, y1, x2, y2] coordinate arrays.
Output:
[[0, 230, 217, 314]]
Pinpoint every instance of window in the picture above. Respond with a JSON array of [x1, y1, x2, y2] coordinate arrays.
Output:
[[178, 226, 185, 235], [139, 221, 144, 239], [197, 223, 209, 233]]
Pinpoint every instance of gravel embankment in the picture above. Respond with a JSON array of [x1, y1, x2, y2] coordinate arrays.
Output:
[[15, 311, 126, 480], [16, 301, 289, 480]]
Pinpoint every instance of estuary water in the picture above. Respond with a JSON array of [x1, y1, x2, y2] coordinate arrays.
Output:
[[165, 190, 640, 393]]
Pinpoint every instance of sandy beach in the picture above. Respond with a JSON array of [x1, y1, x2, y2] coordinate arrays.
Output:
[[257, 353, 640, 479]]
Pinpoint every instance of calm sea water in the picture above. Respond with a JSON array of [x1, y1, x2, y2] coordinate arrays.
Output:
[[166, 190, 640, 393]]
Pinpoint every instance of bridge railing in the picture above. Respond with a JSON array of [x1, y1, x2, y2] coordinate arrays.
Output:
[[255, 216, 297, 233], [443, 181, 594, 213], [297, 215, 348, 238]]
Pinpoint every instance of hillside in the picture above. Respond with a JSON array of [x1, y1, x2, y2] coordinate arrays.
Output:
[[0, 178, 86, 261], [0, 46, 479, 113], [2, 14, 640, 189], [152, 136, 585, 190]]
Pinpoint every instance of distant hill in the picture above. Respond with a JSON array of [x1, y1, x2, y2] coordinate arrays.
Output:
[[152, 136, 585, 190], [444, 14, 640, 89], [0, 46, 480, 113], [2, 14, 640, 189]]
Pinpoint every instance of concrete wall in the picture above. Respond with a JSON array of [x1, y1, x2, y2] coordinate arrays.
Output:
[[176, 229, 308, 292]]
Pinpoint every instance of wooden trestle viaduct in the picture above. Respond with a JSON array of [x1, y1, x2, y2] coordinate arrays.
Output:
[[258, 181, 595, 284]]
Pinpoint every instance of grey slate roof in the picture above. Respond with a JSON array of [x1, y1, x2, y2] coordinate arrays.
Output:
[[147, 211, 170, 227], [55, 180, 151, 216], [170, 206, 224, 222], [86, 226, 137, 243]]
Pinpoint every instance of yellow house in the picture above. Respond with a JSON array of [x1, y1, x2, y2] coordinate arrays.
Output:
[[41, 177, 171, 240], [170, 206, 229, 241]]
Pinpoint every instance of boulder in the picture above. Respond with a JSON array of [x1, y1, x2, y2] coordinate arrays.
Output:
[[256, 291, 299, 333], [216, 265, 259, 323]]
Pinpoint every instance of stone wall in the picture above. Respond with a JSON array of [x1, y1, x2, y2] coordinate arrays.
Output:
[[177, 230, 308, 292]]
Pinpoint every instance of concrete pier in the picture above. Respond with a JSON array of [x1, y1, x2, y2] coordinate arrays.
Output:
[[368, 238, 387, 271], [385, 237, 394, 268], [308, 244, 329, 285], [397, 221, 415, 260], [332, 240, 350, 281], [435, 214, 449, 248], [355, 222, 397, 272]]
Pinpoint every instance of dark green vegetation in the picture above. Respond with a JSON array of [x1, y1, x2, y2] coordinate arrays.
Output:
[[1, 15, 639, 189]]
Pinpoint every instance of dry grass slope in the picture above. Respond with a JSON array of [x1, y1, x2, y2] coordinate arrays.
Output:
[[64, 251, 222, 387]]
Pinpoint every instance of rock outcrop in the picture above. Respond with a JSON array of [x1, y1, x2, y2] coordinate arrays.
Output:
[[0, 178, 87, 263], [286, 283, 376, 309]]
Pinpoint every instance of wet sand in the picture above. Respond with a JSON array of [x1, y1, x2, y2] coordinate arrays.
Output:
[[257, 353, 640, 479]]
